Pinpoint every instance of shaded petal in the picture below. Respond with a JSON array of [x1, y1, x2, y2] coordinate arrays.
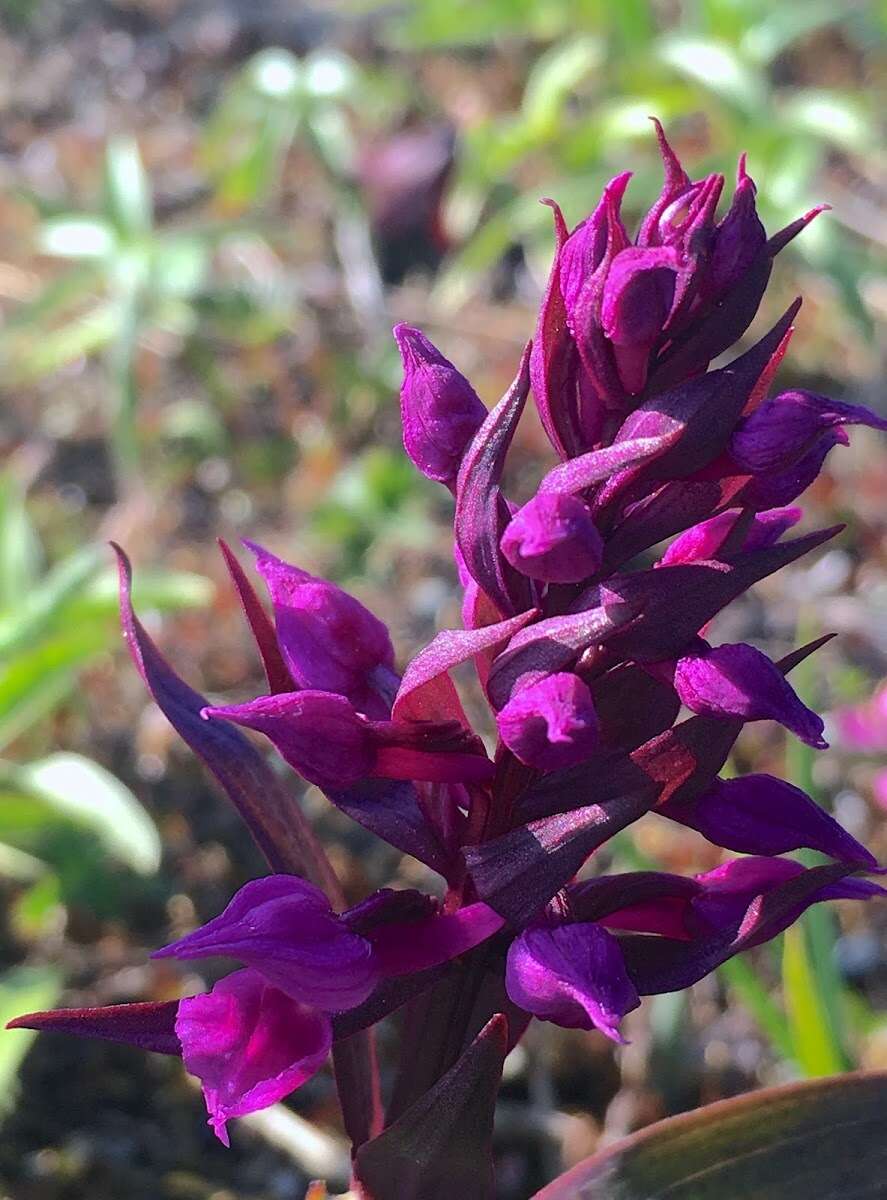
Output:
[[497, 673, 600, 771], [660, 774, 876, 866], [730, 390, 887, 474], [154, 876, 378, 1011], [219, 539, 293, 694], [601, 245, 679, 394], [177, 969, 331, 1146], [367, 902, 505, 976], [505, 924, 639, 1040], [394, 324, 487, 490], [672, 642, 827, 748]]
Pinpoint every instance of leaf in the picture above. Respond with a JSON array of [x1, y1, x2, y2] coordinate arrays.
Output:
[[0, 474, 41, 609], [103, 137, 153, 238], [0, 624, 110, 749], [522, 36, 603, 132], [18, 753, 162, 876], [58, 566, 215, 624], [657, 35, 762, 114], [0, 966, 63, 1116], [0, 544, 103, 658], [782, 919, 848, 1076], [533, 1072, 887, 1198]]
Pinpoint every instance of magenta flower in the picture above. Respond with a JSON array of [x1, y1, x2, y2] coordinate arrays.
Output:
[[10, 123, 886, 1194]]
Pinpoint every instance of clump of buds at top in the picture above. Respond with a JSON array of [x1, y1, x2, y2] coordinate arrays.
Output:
[[9, 123, 887, 1198]]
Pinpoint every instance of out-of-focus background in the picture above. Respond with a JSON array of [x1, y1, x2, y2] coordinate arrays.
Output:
[[0, 2, 884, 1197]]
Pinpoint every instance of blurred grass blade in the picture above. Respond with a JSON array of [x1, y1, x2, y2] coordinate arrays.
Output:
[[783, 918, 849, 1076], [521, 36, 603, 132], [0, 475, 41, 609], [19, 753, 162, 875], [657, 35, 762, 114], [0, 545, 103, 658], [532, 1073, 887, 1198], [61, 566, 214, 623], [718, 956, 795, 1062], [0, 967, 63, 1118], [103, 137, 153, 238], [0, 625, 110, 749]]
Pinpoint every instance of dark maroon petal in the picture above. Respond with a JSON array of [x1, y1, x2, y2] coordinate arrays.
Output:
[[394, 324, 488, 490], [464, 791, 655, 924], [565, 870, 700, 927], [704, 156, 767, 300], [454, 345, 534, 616], [368, 903, 505, 976], [581, 523, 842, 664], [660, 774, 877, 866], [218, 539, 293, 694], [592, 663, 681, 754], [7, 1001, 181, 1055], [530, 201, 589, 459], [485, 594, 641, 710], [325, 778, 453, 877], [505, 923, 639, 1040], [353, 1015, 507, 1200], [114, 545, 339, 891]]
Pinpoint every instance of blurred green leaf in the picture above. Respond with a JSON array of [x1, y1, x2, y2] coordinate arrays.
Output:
[[657, 35, 763, 113], [0, 967, 63, 1117], [0, 545, 102, 658], [783, 919, 849, 1076], [522, 36, 604, 132], [781, 89, 872, 151], [0, 625, 110, 750], [61, 566, 214, 623], [103, 137, 153, 238], [18, 753, 161, 876], [718, 955, 795, 1062], [0, 476, 41, 609]]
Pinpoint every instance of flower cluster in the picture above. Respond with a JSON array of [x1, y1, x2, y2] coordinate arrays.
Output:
[[10, 124, 886, 1167]]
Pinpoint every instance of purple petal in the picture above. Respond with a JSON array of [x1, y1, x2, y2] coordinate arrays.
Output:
[[730, 390, 887, 474], [325, 778, 452, 877], [637, 118, 692, 248], [114, 545, 338, 891], [497, 673, 600, 771], [659, 506, 802, 567], [538, 434, 679, 498], [394, 324, 488, 490], [7, 1000, 181, 1055], [736, 429, 845, 509], [505, 924, 639, 1040], [177, 968, 332, 1146], [660, 773, 876, 866], [672, 641, 827, 747], [393, 608, 536, 725], [454, 345, 534, 615], [203, 691, 377, 789], [704, 157, 767, 300], [601, 245, 679, 394], [154, 876, 378, 1011], [244, 541, 396, 717], [501, 493, 603, 584]]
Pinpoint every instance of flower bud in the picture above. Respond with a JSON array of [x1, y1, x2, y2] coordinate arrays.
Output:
[[394, 324, 487, 490], [730, 390, 887, 474], [496, 672, 600, 771], [501, 492, 603, 583]]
